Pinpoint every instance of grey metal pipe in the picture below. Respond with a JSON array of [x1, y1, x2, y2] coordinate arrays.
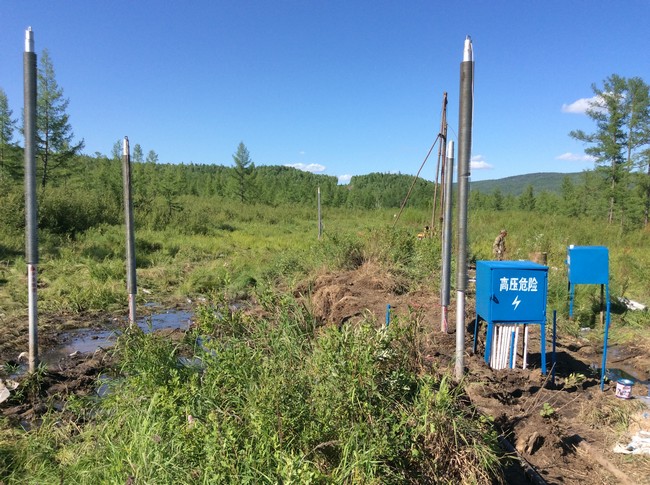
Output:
[[24, 27, 39, 373], [440, 141, 454, 332], [455, 36, 474, 380], [122, 136, 137, 324]]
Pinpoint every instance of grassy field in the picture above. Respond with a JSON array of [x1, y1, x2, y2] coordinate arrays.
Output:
[[1, 202, 649, 483], [2, 202, 648, 320]]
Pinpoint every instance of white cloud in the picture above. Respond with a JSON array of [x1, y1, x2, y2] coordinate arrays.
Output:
[[555, 152, 596, 162], [338, 174, 352, 184], [561, 95, 603, 114], [285, 163, 326, 173], [470, 155, 493, 170]]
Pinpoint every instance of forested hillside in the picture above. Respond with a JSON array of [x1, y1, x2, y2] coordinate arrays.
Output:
[[2, 147, 650, 242], [470, 172, 584, 196]]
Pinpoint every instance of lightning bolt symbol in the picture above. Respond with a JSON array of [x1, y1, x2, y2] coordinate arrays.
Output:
[[512, 296, 521, 310]]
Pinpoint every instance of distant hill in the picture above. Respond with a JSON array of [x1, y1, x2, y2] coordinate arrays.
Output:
[[470, 172, 585, 196]]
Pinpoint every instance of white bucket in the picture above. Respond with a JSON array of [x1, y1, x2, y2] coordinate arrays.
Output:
[[615, 378, 633, 399]]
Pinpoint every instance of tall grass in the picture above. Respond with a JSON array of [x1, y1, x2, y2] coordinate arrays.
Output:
[[3, 202, 650, 482], [1, 293, 503, 484]]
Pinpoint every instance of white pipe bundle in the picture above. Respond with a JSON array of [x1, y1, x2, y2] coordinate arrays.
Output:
[[489, 324, 528, 371]]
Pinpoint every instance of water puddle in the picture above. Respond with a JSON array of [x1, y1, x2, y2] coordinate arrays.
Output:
[[605, 367, 649, 386], [588, 363, 649, 388], [591, 345, 650, 387], [7, 309, 193, 377], [44, 310, 193, 364]]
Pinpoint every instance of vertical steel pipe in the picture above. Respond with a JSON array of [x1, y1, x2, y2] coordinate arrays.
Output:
[[317, 186, 322, 240], [122, 137, 137, 324], [440, 141, 454, 333], [24, 27, 39, 373], [455, 36, 474, 380]]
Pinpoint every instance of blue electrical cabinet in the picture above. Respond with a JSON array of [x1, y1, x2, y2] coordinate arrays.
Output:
[[565, 245, 610, 390], [474, 261, 549, 373], [567, 246, 608, 284]]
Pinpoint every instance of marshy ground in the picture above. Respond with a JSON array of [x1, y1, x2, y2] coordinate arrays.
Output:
[[2, 260, 649, 484]]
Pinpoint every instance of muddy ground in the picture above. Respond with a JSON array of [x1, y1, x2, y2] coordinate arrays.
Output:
[[2, 261, 650, 484]]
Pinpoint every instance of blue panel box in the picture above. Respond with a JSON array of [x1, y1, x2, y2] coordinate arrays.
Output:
[[476, 261, 548, 323], [566, 245, 608, 285], [474, 261, 549, 372]]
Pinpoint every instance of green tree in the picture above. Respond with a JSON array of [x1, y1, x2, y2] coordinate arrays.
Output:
[[36, 49, 84, 188], [560, 176, 579, 217], [133, 144, 144, 163], [625, 78, 650, 225], [490, 188, 504, 211], [146, 150, 159, 164], [518, 184, 536, 211], [232, 142, 255, 203], [0, 88, 20, 181], [111, 139, 122, 161], [570, 75, 650, 225], [535, 191, 559, 214], [625, 78, 650, 166], [639, 147, 650, 225]]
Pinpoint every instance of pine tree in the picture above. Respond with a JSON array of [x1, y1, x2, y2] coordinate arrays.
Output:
[[0, 88, 20, 181], [625, 78, 650, 225], [111, 139, 122, 161], [37, 49, 84, 188], [232, 142, 255, 203], [518, 184, 536, 211], [570, 75, 650, 224], [133, 144, 144, 163], [146, 150, 159, 164]]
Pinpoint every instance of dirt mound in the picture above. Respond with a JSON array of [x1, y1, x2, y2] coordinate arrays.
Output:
[[306, 261, 430, 327]]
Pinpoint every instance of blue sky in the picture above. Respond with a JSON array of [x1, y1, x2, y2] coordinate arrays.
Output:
[[2, 1, 648, 183]]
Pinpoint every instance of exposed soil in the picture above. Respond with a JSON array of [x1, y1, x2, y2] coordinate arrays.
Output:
[[2, 261, 650, 484], [301, 261, 650, 484]]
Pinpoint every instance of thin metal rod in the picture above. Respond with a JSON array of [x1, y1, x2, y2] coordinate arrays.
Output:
[[600, 284, 611, 390], [513, 326, 518, 368], [122, 136, 137, 324], [392, 135, 440, 228], [317, 186, 322, 240], [24, 27, 39, 373], [552, 310, 557, 385], [455, 36, 474, 380], [431, 92, 448, 232]]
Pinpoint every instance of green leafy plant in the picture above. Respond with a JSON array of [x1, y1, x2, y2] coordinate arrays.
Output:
[[540, 402, 556, 419], [565, 372, 586, 388]]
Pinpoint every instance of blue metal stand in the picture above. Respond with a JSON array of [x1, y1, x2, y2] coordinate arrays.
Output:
[[566, 246, 610, 390]]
